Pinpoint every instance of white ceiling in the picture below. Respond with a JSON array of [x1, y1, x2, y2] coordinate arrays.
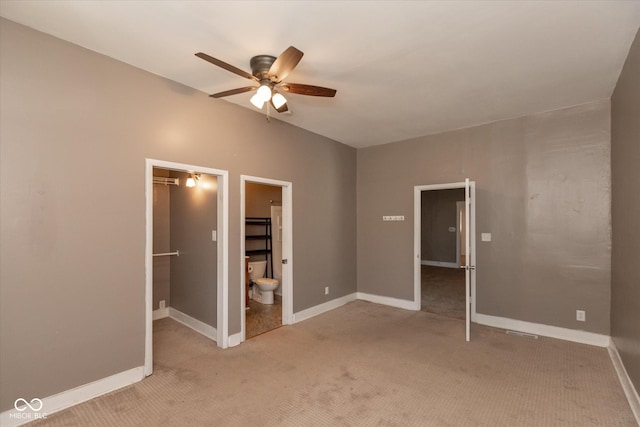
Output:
[[2, 1, 639, 148]]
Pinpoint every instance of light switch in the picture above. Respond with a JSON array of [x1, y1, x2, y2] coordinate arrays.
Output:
[[212, 230, 217, 241], [481, 233, 491, 242], [448, 227, 456, 232]]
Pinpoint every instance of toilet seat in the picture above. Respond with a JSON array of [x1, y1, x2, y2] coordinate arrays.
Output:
[[255, 278, 278, 286]]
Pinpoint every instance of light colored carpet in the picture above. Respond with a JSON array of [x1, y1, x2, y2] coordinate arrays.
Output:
[[30, 301, 636, 426]]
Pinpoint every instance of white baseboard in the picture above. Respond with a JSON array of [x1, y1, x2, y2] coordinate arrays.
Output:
[[421, 260, 459, 269], [153, 307, 169, 320], [293, 293, 357, 323], [357, 292, 419, 311], [169, 307, 217, 342], [228, 332, 242, 347], [0, 366, 144, 427], [474, 313, 610, 347], [608, 341, 640, 425], [291, 291, 419, 325]]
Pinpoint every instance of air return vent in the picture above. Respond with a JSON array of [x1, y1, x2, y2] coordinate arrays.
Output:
[[506, 330, 539, 339]]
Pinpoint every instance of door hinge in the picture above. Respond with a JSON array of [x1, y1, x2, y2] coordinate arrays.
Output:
[[282, 259, 288, 264]]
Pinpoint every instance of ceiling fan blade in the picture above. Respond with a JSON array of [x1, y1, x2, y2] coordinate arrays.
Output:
[[210, 86, 256, 98], [268, 46, 303, 83], [280, 83, 337, 97], [270, 98, 289, 113], [195, 52, 258, 82]]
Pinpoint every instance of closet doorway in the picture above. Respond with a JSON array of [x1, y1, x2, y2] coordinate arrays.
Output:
[[241, 176, 293, 342], [144, 159, 229, 377]]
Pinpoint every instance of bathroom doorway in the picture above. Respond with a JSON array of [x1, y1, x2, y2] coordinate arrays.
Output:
[[241, 176, 293, 342], [145, 159, 229, 377]]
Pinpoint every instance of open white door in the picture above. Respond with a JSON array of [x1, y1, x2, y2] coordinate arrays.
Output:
[[463, 178, 476, 341]]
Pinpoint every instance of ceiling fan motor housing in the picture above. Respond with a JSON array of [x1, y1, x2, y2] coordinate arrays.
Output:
[[250, 55, 277, 81]]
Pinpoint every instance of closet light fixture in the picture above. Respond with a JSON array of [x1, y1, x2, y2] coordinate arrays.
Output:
[[186, 173, 201, 188]]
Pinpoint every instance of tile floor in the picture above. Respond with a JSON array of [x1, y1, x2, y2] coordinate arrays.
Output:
[[246, 293, 282, 338]]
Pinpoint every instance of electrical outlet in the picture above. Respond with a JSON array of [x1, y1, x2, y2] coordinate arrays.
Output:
[[325, 286, 329, 295], [159, 300, 166, 310], [576, 310, 585, 322]]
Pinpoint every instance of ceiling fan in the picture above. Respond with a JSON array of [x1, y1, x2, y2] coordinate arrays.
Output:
[[195, 46, 336, 114]]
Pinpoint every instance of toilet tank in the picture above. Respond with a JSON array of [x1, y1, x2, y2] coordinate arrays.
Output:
[[248, 260, 267, 281]]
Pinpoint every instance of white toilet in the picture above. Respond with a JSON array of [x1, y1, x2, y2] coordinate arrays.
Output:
[[247, 260, 279, 305]]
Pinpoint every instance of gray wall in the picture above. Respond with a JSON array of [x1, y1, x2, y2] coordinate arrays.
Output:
[[421, 189, 465, 263], [246, 182, 281, 218], [169, 172, 218, 326], [358, 100, 611, 334], [0, 19, 357, 411], [152, 181, 171, 310], [611, 28, 640, 393]]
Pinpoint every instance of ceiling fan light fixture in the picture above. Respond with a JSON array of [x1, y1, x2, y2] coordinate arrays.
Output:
[[196, 47, 336, 114], [272, 92, 287, 109], [256, 84, 272, 103], [250, 93, 265, 109]]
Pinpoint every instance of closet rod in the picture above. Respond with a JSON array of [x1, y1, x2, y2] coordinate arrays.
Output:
[[153, 251, 180, 257]]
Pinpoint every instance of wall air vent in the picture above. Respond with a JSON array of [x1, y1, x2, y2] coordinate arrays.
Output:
[[506, 330, 539, 339]]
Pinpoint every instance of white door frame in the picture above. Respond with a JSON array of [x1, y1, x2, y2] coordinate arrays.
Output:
[[240, 175, 293, 342], [145, 159, 229, 376], [413, 181, 477, 321]]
